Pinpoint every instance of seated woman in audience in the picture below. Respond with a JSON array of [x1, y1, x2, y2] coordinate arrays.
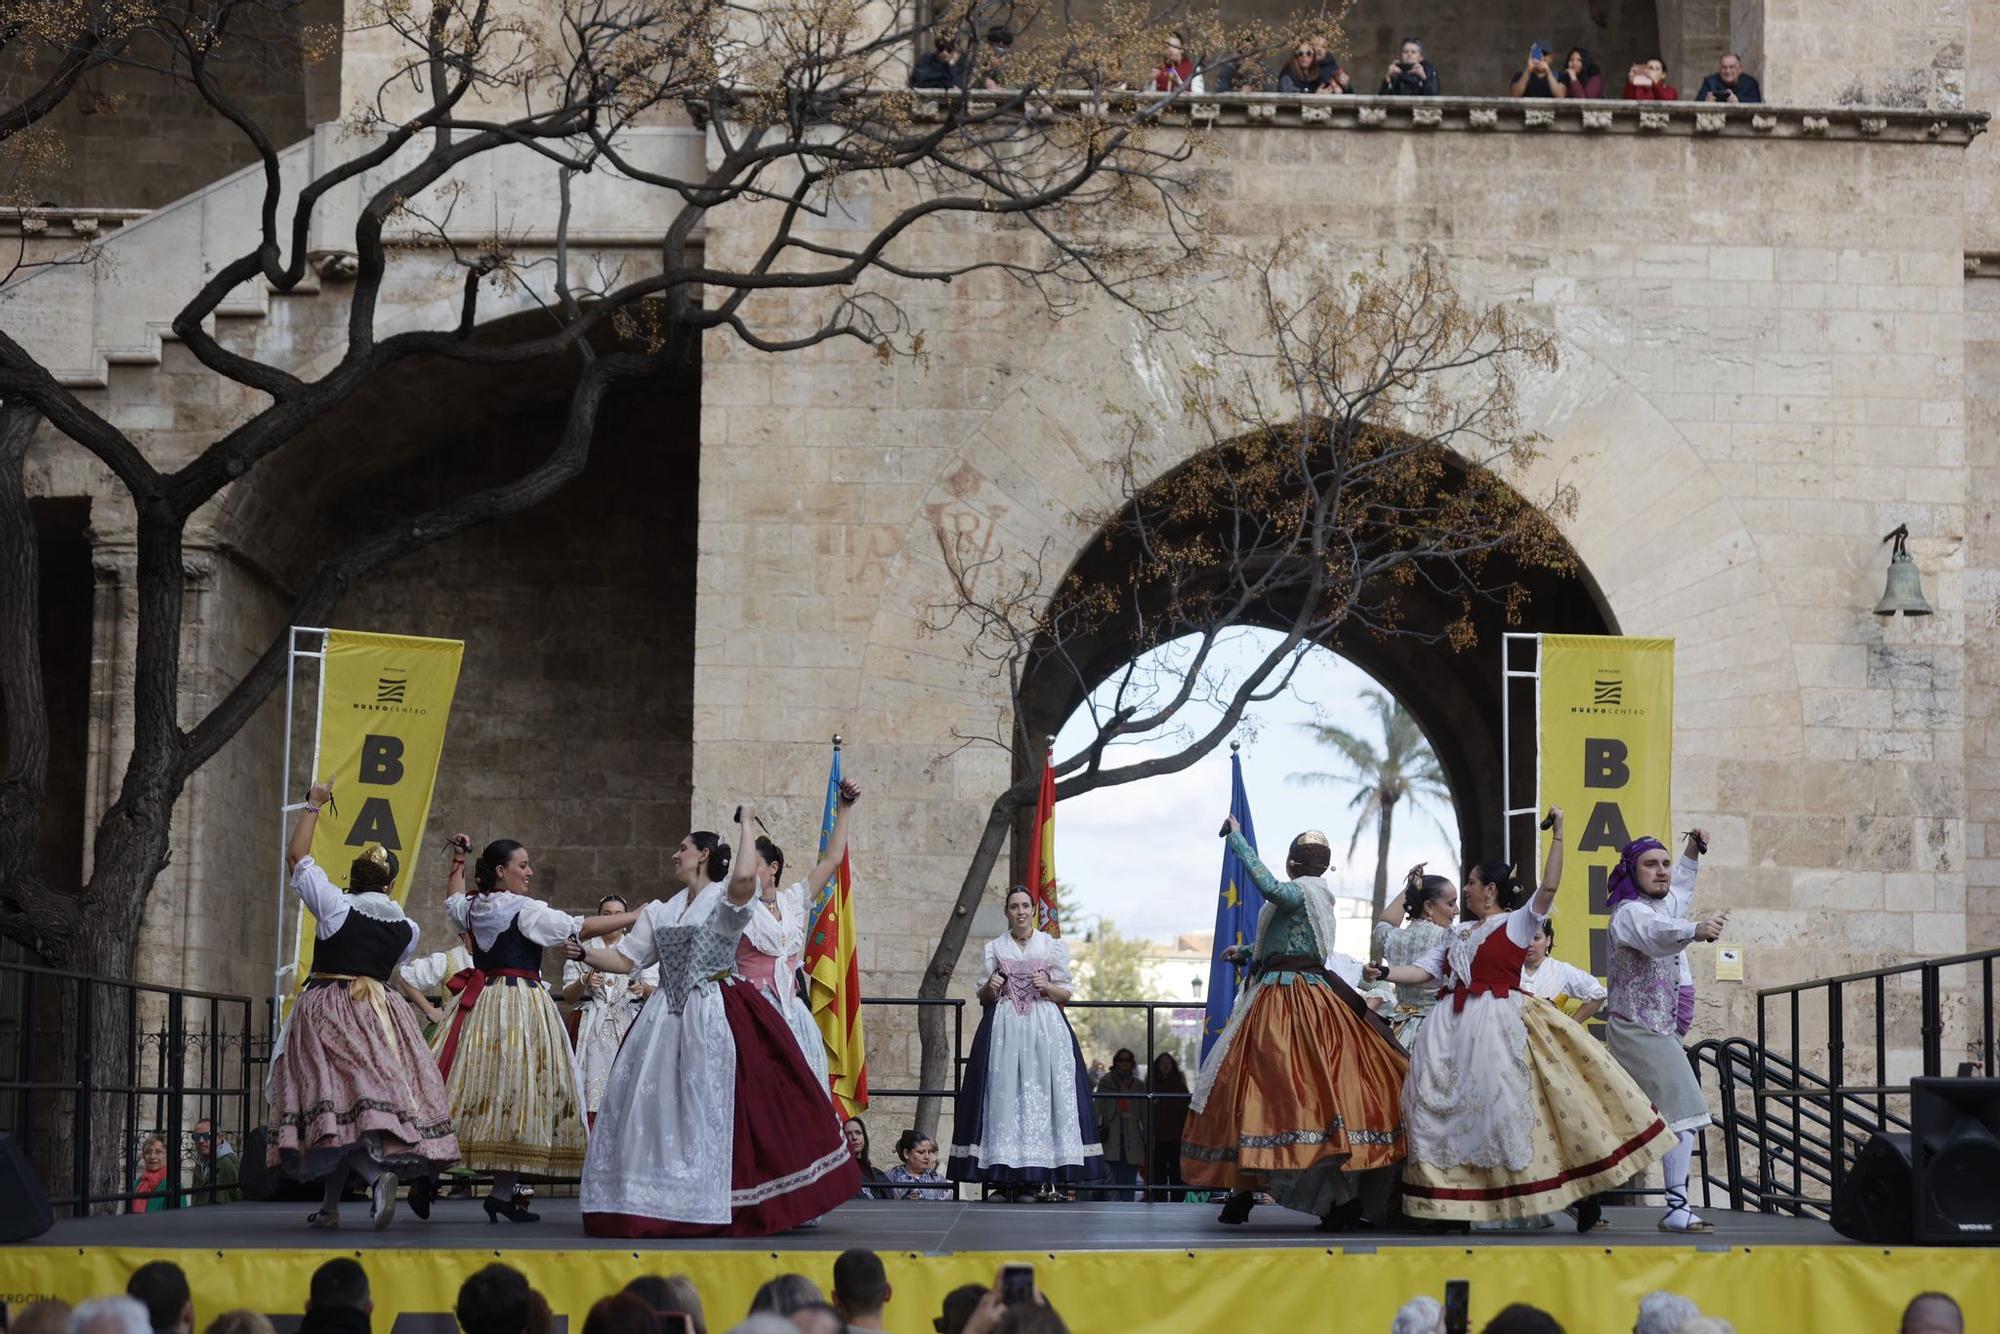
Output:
[[1559, 47, 1603, 98], [1624, 57, 1679, 100], [844, 1117, 890, 1199], [883, 1130, 954, 1200]]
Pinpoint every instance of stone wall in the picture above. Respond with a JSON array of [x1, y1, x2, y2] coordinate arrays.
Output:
[[1756, 0, 1967, 107], [696, 109, 1978, 1107]]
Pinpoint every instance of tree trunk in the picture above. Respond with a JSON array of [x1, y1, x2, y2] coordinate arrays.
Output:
[[1369, 794, 1397, 930], [0, 404, 71, 960], [913, 795, 1023, 1135]]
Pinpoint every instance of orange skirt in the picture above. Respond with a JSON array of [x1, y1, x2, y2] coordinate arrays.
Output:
[[1180, 980, 1409, 1189]]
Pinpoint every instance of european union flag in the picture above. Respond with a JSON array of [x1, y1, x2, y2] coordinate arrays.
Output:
[[1201, 748, 1261, 1059]]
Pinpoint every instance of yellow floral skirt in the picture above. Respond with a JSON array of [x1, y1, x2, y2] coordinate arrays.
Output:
[[429, 977, 587, 1177]]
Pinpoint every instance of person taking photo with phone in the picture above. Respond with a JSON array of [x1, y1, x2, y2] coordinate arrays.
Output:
[[1510, 43, 1566, 97]]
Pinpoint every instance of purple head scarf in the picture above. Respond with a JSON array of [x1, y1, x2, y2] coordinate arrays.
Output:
[[1605, 836, 1666, 912]]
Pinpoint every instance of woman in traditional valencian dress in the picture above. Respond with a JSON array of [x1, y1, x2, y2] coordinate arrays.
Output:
[[739, 780, 862, 1101], [1182, 823, 1409, 1230], [947, 886, 1103, 1202], [1369, 865, 1459, 1047], [1372, 806, 1674, 1232], [267, 780, 459, 1230], [562, 894, 658, 1128], [432, 836, 635, 1223], [575, 804, 860, 1236]]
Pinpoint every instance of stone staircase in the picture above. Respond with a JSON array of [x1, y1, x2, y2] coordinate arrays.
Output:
[[0, 125, 708, 390]]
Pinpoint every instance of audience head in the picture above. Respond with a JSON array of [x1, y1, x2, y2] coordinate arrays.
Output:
[[1149, 1051, 1183, 1086], [582, 1296, 657, 1334], [1565, 47, 1598, 82], [308, 1259, 372, 1313], [456, 1265, 531, 1334], [1398, 39, 1424, 67], [1391, 1296, 1444, 1334], [127, 1261, 193, 1334], [831, 1250, 891, 1322], [842, 1117, 875, 1172], [724, 1320, 794, 1334], [1481, 1306, 1562, 1334], [1633, 1292, 1699, 1334], [749, 1276, 822, 1318], [16, 1303, 73, 1334], [984, 25, 1011, 52], [138, 1134, 167, 1176], [1671, 1321, 1734, 1334], [624, 1276, 705, 1334], [201, 1317, 273, 1334], [894, 1128, 940, 1175], [996, 1310, 1066, 1334], [68, 1299, 152, 1334], [191, 1120, 218, 1159], [934, 1286, 986, 1334], [1646, 57, 1668, 84], [789, 1305, 844, 1334], [1900, 1293, 1965, 1334], [1718, 53, 1742, 83]]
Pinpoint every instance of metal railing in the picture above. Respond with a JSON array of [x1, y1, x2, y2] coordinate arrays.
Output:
[[1706, 945, 2000, 1217], [0, 960, 268, 1215]]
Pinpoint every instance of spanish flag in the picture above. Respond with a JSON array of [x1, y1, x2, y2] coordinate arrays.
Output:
[[804, 742, 868, 1116], [1025, 748, 1061, 937]]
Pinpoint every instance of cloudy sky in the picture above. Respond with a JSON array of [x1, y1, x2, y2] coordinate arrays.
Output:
[[1051, 629, 1462, 944]]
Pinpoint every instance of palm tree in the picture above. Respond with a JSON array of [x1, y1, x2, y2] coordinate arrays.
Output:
[[1287, 689, 1456, 937]]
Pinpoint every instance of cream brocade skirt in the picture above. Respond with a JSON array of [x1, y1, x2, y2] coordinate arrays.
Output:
[[429, 978, 588, 1176], [1401, 997, 1673, 1221]]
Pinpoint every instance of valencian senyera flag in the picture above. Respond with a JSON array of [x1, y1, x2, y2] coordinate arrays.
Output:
[[1202, 745, 1262, 1059], [1024, 748, 1061, 936], [804, 741, 868, 1117]]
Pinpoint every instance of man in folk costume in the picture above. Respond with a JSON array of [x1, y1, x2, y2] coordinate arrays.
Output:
[[1181, 820, 1409, 1231], [1605, 829, 1728, 1233]]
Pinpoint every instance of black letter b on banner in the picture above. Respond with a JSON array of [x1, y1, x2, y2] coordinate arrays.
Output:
[[1583, 738, 1629, 789], [360, 734, 405, 785]]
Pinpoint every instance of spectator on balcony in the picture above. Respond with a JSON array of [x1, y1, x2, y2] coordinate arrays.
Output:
[[1695, 53, 1762, 103], [1559, 47, 1603, 99], [1277, 43, 1323, 93], [1509, 45, 1566, 98], [1379, 39, 1440, 96], [910, 35, 968, 91], [1207, 36, 1266, 93], [979, 26, 1014, 91], [1152, 31, 1200, 92], [1623, 57, 1679, 100], [1310, 35, 1351, 92]]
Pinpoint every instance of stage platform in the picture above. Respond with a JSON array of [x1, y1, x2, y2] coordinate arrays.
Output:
[[7, 1200, 1999, 1331]]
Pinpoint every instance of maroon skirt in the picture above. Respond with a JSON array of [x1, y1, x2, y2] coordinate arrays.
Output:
[[583, 982, 859, 1237]]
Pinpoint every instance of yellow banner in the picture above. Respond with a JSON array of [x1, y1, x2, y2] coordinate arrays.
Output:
[[1536, 634, 1674, 981], [291, 630, 463, 983], [3, 1240, 1995, 1331]]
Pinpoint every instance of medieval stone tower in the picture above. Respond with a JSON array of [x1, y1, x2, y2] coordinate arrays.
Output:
[[5, 0, 1997, 1099]]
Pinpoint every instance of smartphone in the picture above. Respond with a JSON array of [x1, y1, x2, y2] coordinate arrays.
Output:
[[659, 1315, 693, 1334], [1528, 42, 1547, 62], [1443, 1280, 1470, 1334], [999, 1263, 1035, 1306]]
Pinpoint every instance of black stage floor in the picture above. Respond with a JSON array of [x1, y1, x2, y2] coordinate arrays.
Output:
[[33, 1199, 1849, 1254]]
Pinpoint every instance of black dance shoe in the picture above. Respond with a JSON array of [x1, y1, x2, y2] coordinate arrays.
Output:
[[483, 1194, 540, 1224], [1316, 1197, 1368, 1233], [407, 1175, 433, 1221], [1217, 1191, 1256, 1225], [1574, 1196, 1602, 1234]]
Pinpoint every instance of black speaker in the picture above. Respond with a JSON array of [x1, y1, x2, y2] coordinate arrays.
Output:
[[1832, 1131, 1913, 1243], [0, 1132, 54, 1241], [1913, 1076, 2000, 1245], [239, 1126, 318, 1203]]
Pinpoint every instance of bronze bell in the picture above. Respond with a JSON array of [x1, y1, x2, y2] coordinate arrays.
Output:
[[1873, 545, 1934, 618]]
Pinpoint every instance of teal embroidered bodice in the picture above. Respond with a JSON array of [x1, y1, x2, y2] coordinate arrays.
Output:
[[1229, 831, 1327, 988]]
